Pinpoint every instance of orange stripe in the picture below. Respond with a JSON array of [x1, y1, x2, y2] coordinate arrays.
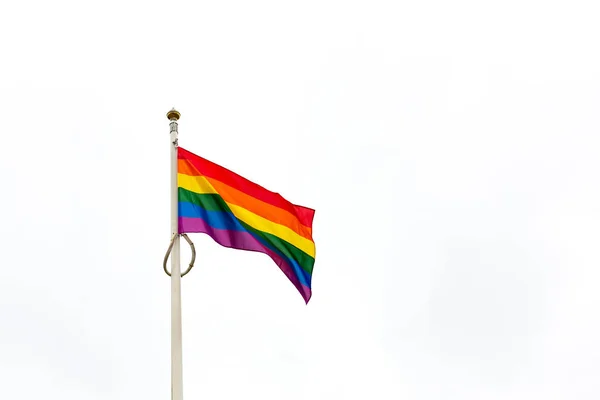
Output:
[[206, 176, 313, 239], [178, 159, 199, 176], [177, 150, 315, 228], [179, 160, 313, 240]]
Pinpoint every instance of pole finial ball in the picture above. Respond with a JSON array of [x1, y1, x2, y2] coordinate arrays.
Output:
[[167, 108, 181, 121]]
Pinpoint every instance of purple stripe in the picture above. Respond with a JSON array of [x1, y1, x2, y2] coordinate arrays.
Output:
[[300, 285, 312, 304], [179, 217, 310, 302]]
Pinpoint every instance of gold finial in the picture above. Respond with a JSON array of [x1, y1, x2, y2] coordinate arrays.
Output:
[[167, 108, 181, 121]]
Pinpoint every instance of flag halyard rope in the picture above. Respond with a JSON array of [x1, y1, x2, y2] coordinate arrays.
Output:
[[163, 234, 196, 277]]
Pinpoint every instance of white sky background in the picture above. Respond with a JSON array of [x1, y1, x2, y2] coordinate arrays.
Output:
[[1, 1, 600, 399]]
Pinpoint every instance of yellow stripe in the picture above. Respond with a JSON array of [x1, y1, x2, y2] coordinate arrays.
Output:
[[183, 172, 313, 238], [227, 202, 316, 257], [179, 173, 316, 257], [179, 173, 218, 194]]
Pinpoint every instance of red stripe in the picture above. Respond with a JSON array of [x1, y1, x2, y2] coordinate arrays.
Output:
[[178, 147, 315, 228]]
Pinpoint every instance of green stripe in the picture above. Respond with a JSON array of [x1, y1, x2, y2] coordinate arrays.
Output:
[[179, 188, 315, 275], [239, 220, 315, 276], [179, 188, 227, 211]]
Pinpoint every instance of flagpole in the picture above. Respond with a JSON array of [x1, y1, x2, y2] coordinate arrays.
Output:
[[167, 108, 183, 400]]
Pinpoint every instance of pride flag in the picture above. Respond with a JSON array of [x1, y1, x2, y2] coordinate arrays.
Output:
[[177, 147, 316, 303]]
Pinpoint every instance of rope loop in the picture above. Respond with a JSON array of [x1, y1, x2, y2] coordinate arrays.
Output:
[[163, 233, 196, 277]]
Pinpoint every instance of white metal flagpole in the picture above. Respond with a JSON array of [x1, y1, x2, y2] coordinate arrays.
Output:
[[167, 108, 183, 400]]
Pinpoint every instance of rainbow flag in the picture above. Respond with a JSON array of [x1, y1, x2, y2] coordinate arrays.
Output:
[[177, 147, 316, 303]]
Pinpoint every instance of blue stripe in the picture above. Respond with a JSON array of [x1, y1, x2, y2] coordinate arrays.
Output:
[[179, 201, 241, 230], [178, 201, 312, 286]]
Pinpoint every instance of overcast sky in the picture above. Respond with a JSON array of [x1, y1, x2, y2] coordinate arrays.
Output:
[[1, 1, 600, 399]]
